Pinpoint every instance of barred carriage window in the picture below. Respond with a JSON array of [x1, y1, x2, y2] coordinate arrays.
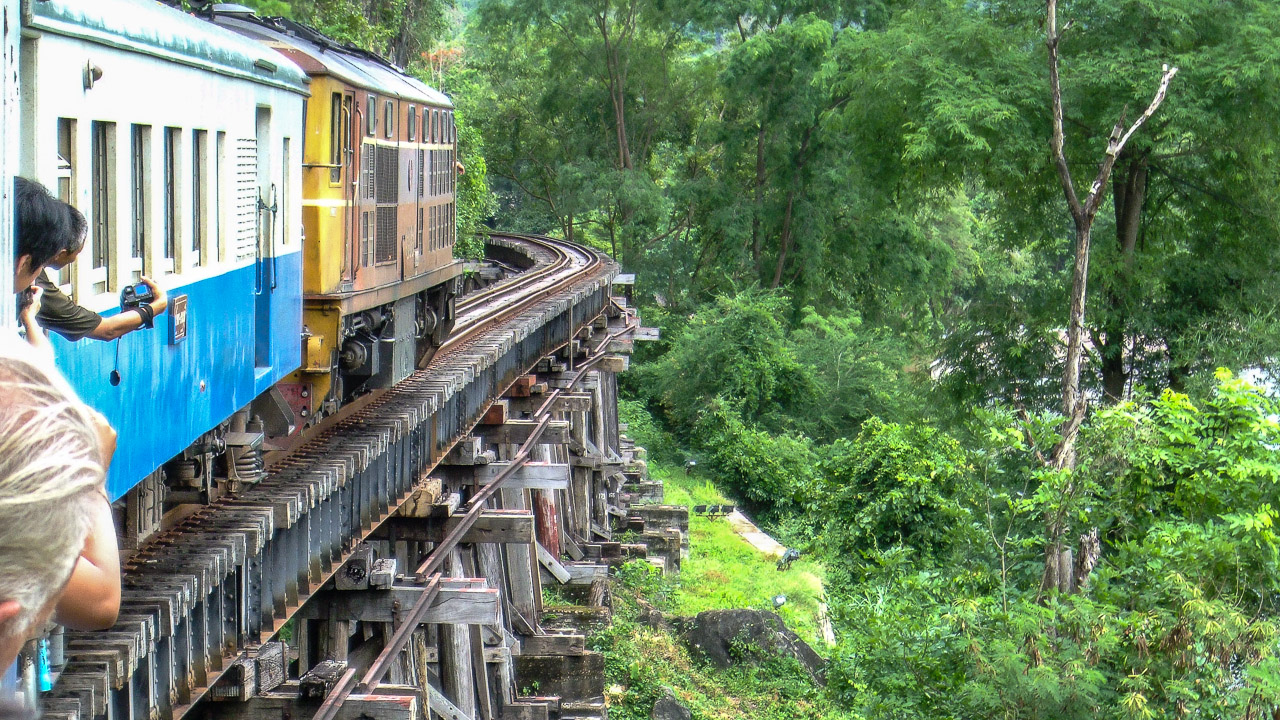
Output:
[[408, 105, 416, 141], [367, 94, 377, 136], [163, 127, 179, 262], [90, 121, 115, 294], [130, 125, 149, 270], [192, 129, 207, 267], [384, 100, 394, 140], [416, 206, 423, 252], [55, 119, 76, 289], [216, 131, 226, 262], [418, 148, 425, 199]]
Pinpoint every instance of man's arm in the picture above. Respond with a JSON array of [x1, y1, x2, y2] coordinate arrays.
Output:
[[53, 492, 121, 631], [54, 409, 121, 631], [85, 276, 168, 341]]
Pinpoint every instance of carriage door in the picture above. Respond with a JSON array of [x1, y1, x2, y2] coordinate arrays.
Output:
[[254, 106, 275, 369]]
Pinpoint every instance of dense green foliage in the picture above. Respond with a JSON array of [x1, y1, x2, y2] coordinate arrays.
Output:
[[240, 0, 1280, 714]]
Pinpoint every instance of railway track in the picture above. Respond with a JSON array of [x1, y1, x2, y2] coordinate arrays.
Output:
[[39, 234, 623, 720]]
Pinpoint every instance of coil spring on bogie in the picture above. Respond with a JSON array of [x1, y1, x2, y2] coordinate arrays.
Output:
[[233, 448, 263, 484]]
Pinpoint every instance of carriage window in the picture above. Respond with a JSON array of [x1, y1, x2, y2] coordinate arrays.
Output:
[[163, 127, 179, 265], [55, 119, 76, 290], [216, 131, 226, 262], [330, 93, 343, 184], [408, 105, 416, 141], [130, 125, 151, 280], [384, 100, 394, 139], [367, 94, 377, 136], [282, 138, 291, 247], [431, 110, 438, 143], [89, 122, 115, 294], [192, 130, 207, 267]]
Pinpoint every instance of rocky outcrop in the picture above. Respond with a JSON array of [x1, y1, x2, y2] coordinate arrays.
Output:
[[651, 688, 692, 720], [679, 609, 825, 681]]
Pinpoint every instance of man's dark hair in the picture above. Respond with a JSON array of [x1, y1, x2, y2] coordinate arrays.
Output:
[[14, 177, 78, 270], [63, 202, 87, 255]]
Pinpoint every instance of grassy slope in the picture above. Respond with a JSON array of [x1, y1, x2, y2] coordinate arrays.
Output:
[[591, 460, 849, 720], [657, 465, 829, 647]]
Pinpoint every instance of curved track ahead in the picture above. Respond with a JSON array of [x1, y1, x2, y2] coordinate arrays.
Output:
[[47, 234, 619, 720]]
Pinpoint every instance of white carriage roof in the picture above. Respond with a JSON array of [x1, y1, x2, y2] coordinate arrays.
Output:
[[213, 14, 453, 109], [29, 0, 310, 94]]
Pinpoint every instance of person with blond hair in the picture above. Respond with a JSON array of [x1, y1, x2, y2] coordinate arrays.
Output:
[[0, 340, 121, 673]]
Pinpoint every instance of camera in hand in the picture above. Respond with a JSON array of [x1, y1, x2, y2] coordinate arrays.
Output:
[[120, 282, 155, 309], [16, 287, 35, 314], [119, 283, 156, 329]]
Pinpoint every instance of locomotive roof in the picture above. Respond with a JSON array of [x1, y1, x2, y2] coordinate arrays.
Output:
[[28, 0, 309, 95], [213, 14, 452, 109]]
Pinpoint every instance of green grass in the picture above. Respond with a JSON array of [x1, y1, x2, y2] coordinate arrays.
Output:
[[654, 463, 831, 649]]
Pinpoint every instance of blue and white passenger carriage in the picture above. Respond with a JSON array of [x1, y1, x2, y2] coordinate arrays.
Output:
[[15, 0, 309, 500]]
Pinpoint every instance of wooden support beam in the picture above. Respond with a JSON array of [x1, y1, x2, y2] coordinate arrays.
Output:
[[379, 511, 534, 545], [535, 544, 570, 584], [499, 703, 550, 720], [596, 355, 629, 373], [518, 635, 585, 657], [478, 400, 509, 426], [474, 421, 570, 446], [505, 394, 592, 415], [202, 689, 419, 720], [444, 462, 570, 491], [297, 584, 499, 625], [426, 682, 475, 720], [562, 563, 608, 586]]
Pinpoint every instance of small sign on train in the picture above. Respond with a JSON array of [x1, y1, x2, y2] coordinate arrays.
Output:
[[169, 294, 188, 344]]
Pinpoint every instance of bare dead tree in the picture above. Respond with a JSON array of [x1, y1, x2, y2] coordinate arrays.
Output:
[[1040, 0, 1177, 593]]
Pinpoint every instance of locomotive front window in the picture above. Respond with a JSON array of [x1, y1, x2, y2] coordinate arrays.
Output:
[[330, 93, 343, 184]]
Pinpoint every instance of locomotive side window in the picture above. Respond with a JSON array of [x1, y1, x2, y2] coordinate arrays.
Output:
[[384, 100, 394, 139], [90, 121, 115, 295], [130, 125, 150, 281], [367, 94, 377, 136], [330, 93, 343, 184], [408, 105, 416, 142], [55, 119, 76, 292], [192, 130, 207, 268], [361, 210, 370, 266]]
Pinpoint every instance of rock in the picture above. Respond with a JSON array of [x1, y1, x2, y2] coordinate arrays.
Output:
[[651, 688, 691, 720], [680, 609, 826, 681]]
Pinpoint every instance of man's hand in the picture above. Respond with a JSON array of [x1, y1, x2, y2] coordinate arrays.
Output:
[[139, 276, 168, 316], [18, 285, 51, 354], [19, 285, 43, 327]]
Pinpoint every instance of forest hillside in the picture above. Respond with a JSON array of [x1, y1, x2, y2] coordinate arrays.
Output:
[[243, 0, 1280, 715]]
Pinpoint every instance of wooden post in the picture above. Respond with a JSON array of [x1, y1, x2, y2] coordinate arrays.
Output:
[[441, 548, 478, 719], [531, 446, 561, 557], [500, 488, 539, 629]]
